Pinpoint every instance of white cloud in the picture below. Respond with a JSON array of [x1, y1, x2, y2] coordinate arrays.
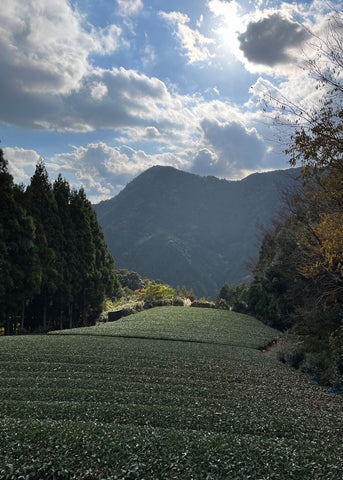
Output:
[[208, 0, 245, 60], [90, 82, 108, 100], [191, 148, 218, 176], [159, 10, 215, 63], [0, 0, 102, 96], [0, 0, 128, 131], [96, 24, 122, 55], [51, 142, 189, 202], [3, 0, 336, 202], [4, 147, 41, 183], [191, 119, 267, 178], [116, 0, 143, 17], [0, 62, 174, 132]]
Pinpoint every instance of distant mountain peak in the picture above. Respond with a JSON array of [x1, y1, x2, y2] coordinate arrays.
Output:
[[94, 166, 300, 298]]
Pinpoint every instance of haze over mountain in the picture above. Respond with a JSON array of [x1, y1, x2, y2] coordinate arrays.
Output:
[[94, 166, 300, 298]]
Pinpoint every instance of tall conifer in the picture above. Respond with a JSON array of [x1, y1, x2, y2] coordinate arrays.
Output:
[[0, 148, 40, 333], [25, 159, 62, 330]]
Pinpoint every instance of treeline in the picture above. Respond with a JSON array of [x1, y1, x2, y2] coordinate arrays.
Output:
[[216, 164, 343, 389], [0, 150, 119, 334], [248, 169, 343, 387], [217, 17, 343, 389]]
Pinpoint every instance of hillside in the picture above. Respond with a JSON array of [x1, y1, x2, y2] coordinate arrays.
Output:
[[94, 166, 300, 298], [1, 308, 342, 479]]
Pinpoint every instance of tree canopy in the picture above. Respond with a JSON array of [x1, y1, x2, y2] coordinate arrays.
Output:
[[248, 12, 343, 389], [0, 153, 119, 334]]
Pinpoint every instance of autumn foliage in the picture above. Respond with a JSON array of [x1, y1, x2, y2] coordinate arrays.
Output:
[[248, 12, 343, 389]]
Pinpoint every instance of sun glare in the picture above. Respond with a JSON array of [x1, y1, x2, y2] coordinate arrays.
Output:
[[209, 0, 246, 61]]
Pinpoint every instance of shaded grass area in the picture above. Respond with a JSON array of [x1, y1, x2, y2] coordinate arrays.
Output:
[[0, 308, 342, 479]]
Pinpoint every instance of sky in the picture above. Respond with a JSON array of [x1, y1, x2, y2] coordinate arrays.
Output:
[[0, 0, 341, 202]]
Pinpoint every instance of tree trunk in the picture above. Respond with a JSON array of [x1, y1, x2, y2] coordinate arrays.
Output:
[[20, 300, 25, 332], [43, 297, 47, 332], [69, 303, 73, 329]]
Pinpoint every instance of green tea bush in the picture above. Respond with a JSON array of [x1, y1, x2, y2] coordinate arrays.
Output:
[[190, 300, 216, 308], [1, 311, 343, 479]]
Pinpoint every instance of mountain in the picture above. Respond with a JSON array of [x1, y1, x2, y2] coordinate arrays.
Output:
[[93, 166, 300, 298]]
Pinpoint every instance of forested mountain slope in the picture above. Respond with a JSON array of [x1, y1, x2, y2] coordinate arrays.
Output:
[[94, 166, 300, 297]]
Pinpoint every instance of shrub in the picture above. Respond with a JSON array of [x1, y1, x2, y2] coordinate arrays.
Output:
[[231, 301, 249, 314], [190, 300, 216, 309], [138, 284, 175, 303], [327, 327, 343, 390], [299, 352, 325, 377], [277, 334, 305, 369], [215, 298, 230, 310], [172, 296, 186, 306], [145, 298, 174, 308]]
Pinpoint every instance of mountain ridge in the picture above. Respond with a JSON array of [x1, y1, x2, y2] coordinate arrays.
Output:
[[94, 166, 301, 298]]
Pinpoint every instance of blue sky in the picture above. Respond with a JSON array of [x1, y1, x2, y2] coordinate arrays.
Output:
[[0, 0, 341, 202]]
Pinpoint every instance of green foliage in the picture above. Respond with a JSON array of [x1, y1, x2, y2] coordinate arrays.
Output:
[[215, 298, 230, 310], [247, 214, 312, 331], [216, 283, 249, 313], [277, 334, 306, 370], [138, 283, 175, 303], [1, 311, 342, 478], [328, 326, 343, 389], [0, 153, 118, 334], [0, 149, 41, 334], [175, 285, 195, 301], [248, 205, 343, 386], [252, 13, 343, 387], [116, 269, 145, 292], [190, 299, 216, 308]]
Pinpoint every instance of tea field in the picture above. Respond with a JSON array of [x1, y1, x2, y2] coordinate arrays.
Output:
[[0, 307, 342, 479], [51, 307, 281, 348]]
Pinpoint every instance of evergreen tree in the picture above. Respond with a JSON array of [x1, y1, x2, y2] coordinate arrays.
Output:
[[52, 174, 76, 329], [25, 159, 62, 331], [89, 205, 119, 320], [1, 153, 117, 333], [0, 148, 41, 334], [69, 188, 118, 326]]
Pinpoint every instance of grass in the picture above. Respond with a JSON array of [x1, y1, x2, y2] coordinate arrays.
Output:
[[0, 307, 342, 479]]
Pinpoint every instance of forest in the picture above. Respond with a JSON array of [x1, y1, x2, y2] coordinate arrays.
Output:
[[0, 153, 119, 335], [225, 15, 343, 390]]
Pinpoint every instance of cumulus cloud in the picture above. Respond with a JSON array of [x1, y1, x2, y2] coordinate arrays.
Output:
[[191, 148, 219, 177], [0, 0, 173, 132], [4, 147, 42, 183], [191, 119, 267, 178], [159, 10, 215, 63], [57, 68, 172, 132], [50, 142, 189, 202], [0, 0, 191, 135], [0, 60, 173, 132], [0, 0, 119, 97], [116, 0, 143, 17], [238, 13, 310, 66], [208, 0, 318, 77], [96, 24, 122, 54]]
